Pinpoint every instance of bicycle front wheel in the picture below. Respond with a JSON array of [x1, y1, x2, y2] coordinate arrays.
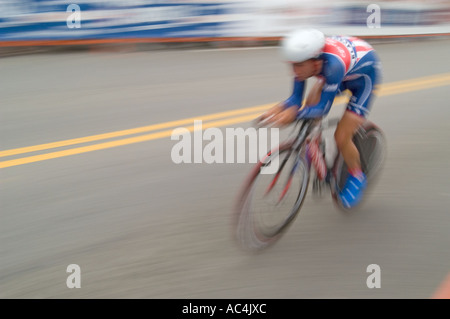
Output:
[[233, 143, 310, 252]]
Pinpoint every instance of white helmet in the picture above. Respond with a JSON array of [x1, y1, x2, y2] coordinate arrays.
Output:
[[280, 28, 326, 63]]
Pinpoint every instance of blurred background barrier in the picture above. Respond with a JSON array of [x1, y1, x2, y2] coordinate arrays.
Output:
[[0, 0, 240, 41], [0, 0, 449, 47], [235, 0, 450, 37]]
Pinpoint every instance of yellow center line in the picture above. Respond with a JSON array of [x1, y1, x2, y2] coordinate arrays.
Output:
[[2, 72, 450, 169], [0, 113, 262, 169], [378, 73, 450, 96], [0, 104, 273, 158]]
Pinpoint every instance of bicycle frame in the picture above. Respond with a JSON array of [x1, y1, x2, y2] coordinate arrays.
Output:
[[275, 117, 341, 193], [289, 117, 339, 154], [260, 115, 372, 207]]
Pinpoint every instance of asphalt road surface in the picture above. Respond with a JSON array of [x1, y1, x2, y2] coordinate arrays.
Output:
[[1, 37, 450, 299]]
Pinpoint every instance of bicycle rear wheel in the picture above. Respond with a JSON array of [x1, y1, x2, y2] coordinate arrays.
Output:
[[233, 142, 310, 251], [331, 122, 387, 210]]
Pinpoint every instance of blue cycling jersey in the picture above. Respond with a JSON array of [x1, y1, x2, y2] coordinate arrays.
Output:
[[284, 36, 382, 118]]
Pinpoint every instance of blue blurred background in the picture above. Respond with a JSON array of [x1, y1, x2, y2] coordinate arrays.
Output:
[[0, 0, 449, 42]]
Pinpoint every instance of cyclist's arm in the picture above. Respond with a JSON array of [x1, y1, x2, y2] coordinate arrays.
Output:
[[297, 57, 345, 119], [296, 85, 338, 119], [282, 79, 305, 110]]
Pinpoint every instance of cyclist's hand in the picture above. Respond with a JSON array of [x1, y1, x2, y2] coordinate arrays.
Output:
[[255, 104, 283, 126], [272, 106, 297, 127]]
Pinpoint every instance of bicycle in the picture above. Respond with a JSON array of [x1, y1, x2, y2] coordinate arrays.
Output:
[[232, 116, 387, 252]]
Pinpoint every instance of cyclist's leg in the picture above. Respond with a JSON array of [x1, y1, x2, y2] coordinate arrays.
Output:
[[334, 54, 381, 207], [335, 110, 365, 172], [334, 96, 369, 207]]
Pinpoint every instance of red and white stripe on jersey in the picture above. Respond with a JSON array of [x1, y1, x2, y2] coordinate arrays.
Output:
[[347, 36, 374, 62], [323, 38, 352, 73]]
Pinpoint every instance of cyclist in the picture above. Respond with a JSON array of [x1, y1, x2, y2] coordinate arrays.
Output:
[[259, 28, 382, 209]]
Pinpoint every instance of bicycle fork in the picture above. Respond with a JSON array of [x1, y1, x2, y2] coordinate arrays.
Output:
[[264, 148, 295, 204], [264, 145, 312, 204], [307, 135, 327, 181], [308, 135, 333, 196]]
